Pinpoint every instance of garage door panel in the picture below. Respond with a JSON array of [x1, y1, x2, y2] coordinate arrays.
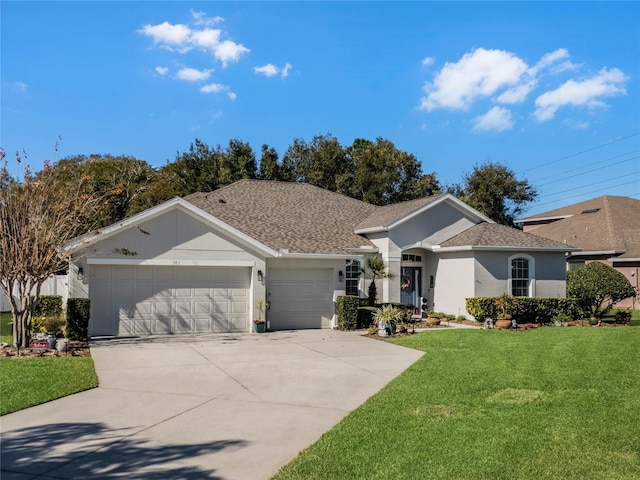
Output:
[[268, 268, 333, 330]]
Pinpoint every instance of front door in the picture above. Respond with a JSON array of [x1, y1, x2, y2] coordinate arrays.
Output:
[[400, 267, 422, 311]]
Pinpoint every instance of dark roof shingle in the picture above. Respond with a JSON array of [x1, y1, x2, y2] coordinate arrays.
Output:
[[440, 223, 574, 249]]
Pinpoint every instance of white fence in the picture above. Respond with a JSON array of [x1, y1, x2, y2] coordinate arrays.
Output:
[[0, 275, 69, 312]]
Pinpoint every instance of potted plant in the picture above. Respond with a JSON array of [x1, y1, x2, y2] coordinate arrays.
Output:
[[254, 298, 267, 333], [494, 293, 514, 329], [373, 305, 401, 337]]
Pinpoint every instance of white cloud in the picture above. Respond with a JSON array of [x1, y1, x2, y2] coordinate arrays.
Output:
[[155, 66, 169, 75], [472, 106, 514, 132], [422, 57, 435, 67], [139, 15, 250, 66], [254, 62, 293, 79], [11, 81, 28, 92], [191, 10, 223, 27], [190, 28, 222, 48], [139, 22, 192, 51], [200, 83, 236, 100], [176, 67, 213, 81], [281, 62, 292, 78], [254, 64, 278, 77], [214, 39, 250, 67], [573, 120, 590, 130], [496, 81, 537, 104], [534, 67, 627, 121], [419, 48, 528, 111]]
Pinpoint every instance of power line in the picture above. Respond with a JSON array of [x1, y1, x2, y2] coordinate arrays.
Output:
[[537, 172, 638, 198], [529, 149, 639, 183], [533, 180, 640, 208], [518, 132, 640, 175], [537, 155, 640, 187]]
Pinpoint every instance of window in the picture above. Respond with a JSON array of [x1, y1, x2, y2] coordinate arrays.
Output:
[[345, 260, 361, 296], [402, 254, 422, 262], [509, 254, 535, 297]]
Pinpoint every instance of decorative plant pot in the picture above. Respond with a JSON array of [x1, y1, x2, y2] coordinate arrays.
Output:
[[588, 318, 599, 326], [378, 323, 389, 337], [254, 322, 266, 333], [56, 338, 69, 352], [426, 317, 441, 326], [47, 334, 57, 349], [495, 318, 512, 330]]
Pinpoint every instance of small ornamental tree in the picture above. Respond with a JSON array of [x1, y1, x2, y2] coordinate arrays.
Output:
[[0, 147, 98, 348], [567, 262, 636, 318], [365, 255, 388, 306]]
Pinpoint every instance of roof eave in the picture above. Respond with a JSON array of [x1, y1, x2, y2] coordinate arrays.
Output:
[[432, 245, 581, 253]]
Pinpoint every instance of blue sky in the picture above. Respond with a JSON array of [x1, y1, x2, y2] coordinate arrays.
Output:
[[2, 1, 639, 216]]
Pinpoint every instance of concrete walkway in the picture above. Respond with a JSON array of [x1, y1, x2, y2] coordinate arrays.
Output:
[[1, 330, 424, 480]]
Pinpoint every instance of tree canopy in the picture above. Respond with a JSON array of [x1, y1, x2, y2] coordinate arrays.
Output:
[[450, 161, 537, 226]]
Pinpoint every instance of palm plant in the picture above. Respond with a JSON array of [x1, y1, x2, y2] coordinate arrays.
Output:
[[366, 255, 388, 306]]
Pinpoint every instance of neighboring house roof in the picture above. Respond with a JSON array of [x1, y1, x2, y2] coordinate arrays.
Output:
[[438, 222, 577, 251], [517, 196, 640, 259], [185, 180, 378, 255]]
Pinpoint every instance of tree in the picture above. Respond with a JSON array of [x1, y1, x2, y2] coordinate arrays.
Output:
[[0, 150, 99, 348], [365, 255, 388, 306], [258, 144, 280, 180], [348, 138, 439, 205], [46, 154, 156, 227], [281, 134, 352, 193], [452, 162, 537, 226], [567, 262, 636, 319], [220, 139, 257, 184]]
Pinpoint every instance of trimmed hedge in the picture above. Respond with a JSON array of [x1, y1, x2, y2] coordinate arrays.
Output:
[[465, 296, 584, 324], [66, 298, 90, 341], [33, 295, 63, 317], [357, 306, 378, 329], [337, 296, 360, 330]]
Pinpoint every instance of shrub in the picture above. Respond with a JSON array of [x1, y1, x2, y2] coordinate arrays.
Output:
[[465, 297, 498, 321], [466, 296, 583, 323], [66, 298, 90, 341], [31, 315, 66, 335], [337, 296, 359, 330], [615, 310, 631, 324], [33, 295, 63, 317], [567, 262, 637, 318]]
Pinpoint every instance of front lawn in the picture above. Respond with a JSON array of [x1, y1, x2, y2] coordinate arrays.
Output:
[[273, 327, 640, 480], [0, 357, 98, 415]]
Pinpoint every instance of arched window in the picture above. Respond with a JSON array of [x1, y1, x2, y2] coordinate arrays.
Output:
[[508, 254, 535, 297], [346, 260, 361, 297]]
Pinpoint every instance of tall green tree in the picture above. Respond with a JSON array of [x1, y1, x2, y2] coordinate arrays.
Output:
[[281, 134, 352, 193], [221, 139, 257, 184], [452, 162, 537, 226], [258, 144, 280, 180], [348, 137, 439, 205]]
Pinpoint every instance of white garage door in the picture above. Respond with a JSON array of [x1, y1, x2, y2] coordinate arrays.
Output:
[[90, 265, 250, 336], [268, 269, 334, 330]]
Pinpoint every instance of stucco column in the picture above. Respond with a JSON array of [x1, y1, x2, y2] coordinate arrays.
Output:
[[382, 252, 402, 303]]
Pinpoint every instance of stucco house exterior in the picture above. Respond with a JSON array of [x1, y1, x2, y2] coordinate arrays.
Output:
[[517, 195, 640, 309], [66, 180, 576, 336]]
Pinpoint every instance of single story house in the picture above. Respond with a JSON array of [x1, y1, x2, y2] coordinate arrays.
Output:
[[66, 180, 577, 336], [516, 195, 640, 309]]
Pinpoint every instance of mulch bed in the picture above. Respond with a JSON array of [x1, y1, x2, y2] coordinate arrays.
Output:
[[0, 341, 91, 358]]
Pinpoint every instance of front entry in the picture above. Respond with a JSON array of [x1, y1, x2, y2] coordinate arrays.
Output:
[[400, 267, 422, 312]]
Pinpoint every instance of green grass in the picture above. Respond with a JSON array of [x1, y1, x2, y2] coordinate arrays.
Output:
[[273, 327, 640, 480], [0, 357, 98, 415], [1, 311, 12, 344]]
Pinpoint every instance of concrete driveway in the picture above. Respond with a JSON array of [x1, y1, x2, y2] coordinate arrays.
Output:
[[1, 329, 423, 479]]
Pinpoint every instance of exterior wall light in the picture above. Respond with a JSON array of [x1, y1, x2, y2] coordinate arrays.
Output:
[[338, 270, 344, 282], [257, 270, 264, 282]]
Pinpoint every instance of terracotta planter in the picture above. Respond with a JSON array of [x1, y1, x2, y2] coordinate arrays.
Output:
[[426, 317, 441, 326], [495, 318, 512, 330]]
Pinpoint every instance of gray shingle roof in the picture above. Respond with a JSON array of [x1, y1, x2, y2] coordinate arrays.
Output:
[[440, 223, 574, 249], [519, 196, 640, 258], [355, 195, 444, 231], [185, 180, 378, 255]]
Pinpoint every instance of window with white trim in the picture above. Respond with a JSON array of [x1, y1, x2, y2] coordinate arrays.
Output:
[[346, 260, 361, 297], [508, 254, 535, 297]]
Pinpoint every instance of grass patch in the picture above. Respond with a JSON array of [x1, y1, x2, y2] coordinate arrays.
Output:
[[0, 356, 98, 415], [1, 311, 12, 344], [273, 328, 640, 480]]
